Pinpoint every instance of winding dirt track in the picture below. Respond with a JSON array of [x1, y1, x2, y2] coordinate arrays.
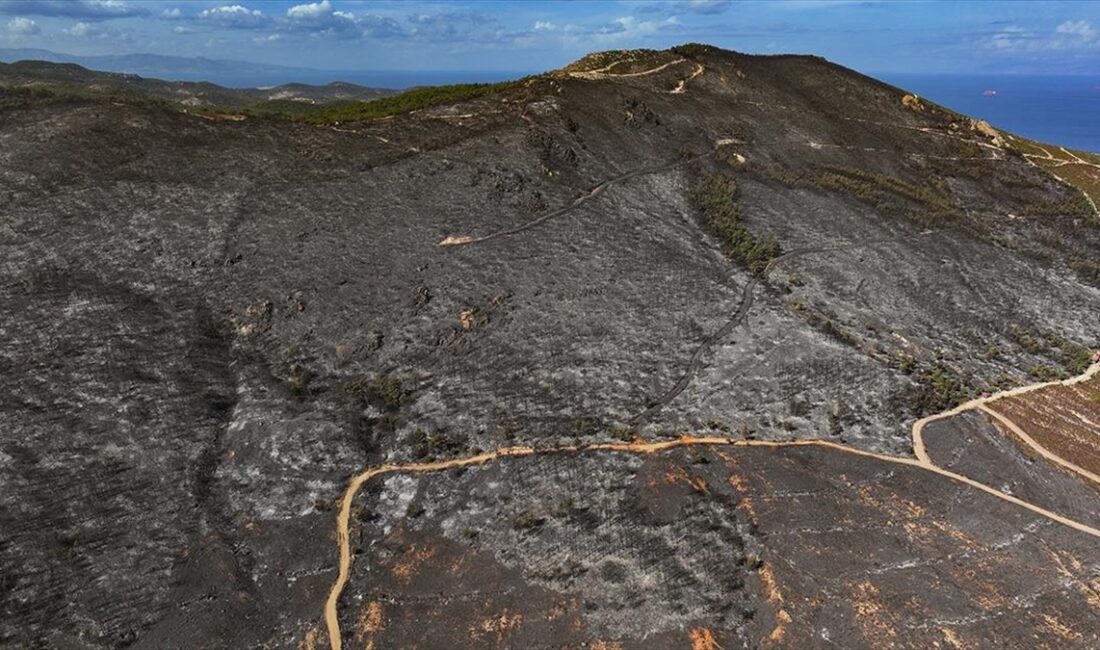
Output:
[[567, 57, 689, 80], [324, 134, 1100, 649], [911, 362, 1100, 464], [323, 362, 1100, 650], [979, 404, 1100, 485]]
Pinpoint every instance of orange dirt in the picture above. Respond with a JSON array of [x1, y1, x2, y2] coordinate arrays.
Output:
[[991, 374, 1100, 479]]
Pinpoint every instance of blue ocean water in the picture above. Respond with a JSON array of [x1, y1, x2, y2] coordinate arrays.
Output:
[[879, 74, 1100, 153]]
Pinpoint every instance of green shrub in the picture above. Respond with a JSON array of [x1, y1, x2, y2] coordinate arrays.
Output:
[[343, 372, 407, 411], [605, 424, 634, 442], [409, 429, 468, 461], [1059, 340, 1093, 375], [1007, 325, 1046, 354], [692, 174, 781, 273], [1027, 364, 1066, 382], [903, 362, 974, 416], [285, 361, 315, 399], [573, 415, 603, 438], [1070, 257, 1100, 286], [670, 43, 718, 58]]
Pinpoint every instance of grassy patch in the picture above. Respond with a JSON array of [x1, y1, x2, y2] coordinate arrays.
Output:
[[0, 83, 171, 113], [692, 174, 781, 273], [1, 75, 520, 126]]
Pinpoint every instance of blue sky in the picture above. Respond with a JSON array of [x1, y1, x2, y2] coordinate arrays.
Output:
[[1, 0, 1099, 75]]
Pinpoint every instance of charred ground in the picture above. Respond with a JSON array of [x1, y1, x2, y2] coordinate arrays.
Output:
[[1, 44, 1099, 648]]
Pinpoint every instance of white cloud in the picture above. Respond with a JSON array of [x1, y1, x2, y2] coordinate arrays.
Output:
[[283, 0, 361, 37], [65, 21, 92, 36], [287, 0, 331, 20], [161, 7, 181, 19], [198, 4, 268, 29], [6, 16, 38, 35], [1056, 19, 1096, 40], [584, 15, 675, 42], [989, 25, 1029, 50], [534, 20, 555, 31], [62, 19, 128, 40], [988, 21, 1099, 52]]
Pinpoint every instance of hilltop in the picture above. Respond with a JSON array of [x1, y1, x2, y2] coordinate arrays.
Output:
[[1, 45, 1098, 648]]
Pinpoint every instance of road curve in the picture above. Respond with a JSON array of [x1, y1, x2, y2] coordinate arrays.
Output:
[[911, 362, 1100, 464], [323, 363, 1100, 650], [978, 403, 1100, 486]]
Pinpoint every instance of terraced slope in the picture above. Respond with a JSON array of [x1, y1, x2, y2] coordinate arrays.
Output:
[[991, 374, 1100, 478]]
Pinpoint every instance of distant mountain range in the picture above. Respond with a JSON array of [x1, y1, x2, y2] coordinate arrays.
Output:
[[0, 47, 529, 89], [0, 58, 395, 111]]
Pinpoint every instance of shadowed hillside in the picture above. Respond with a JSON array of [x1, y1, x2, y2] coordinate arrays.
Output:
[[1, 45, 1098, 648]]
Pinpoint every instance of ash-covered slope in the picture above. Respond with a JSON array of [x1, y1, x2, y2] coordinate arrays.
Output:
[[1, 45, 1098, 648]]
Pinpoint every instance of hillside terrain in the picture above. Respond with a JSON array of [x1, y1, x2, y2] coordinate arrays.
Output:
[[1, 45, 1098, 648], [0, 59, 393, 116]]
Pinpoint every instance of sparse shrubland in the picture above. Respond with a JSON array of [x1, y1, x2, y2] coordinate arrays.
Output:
[[901, 362, 975, 417], [1006, 326, 1095, 376], [762, 165, 961, 224], [1027, 364, 1066, 382], [295, 81, 519, 124]]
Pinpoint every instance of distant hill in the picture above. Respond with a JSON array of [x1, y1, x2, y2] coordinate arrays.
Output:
[[0, 47, 530, 89], [0, 59, 394, 113]]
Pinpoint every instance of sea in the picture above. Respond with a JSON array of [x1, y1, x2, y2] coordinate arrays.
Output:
[[879, 74, 1100, 154]]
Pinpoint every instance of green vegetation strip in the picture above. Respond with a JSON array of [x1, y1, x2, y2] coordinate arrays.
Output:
[[1, 78, 521, 125], [292, 81, 518, 124], [692, 174, 780, 273]]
